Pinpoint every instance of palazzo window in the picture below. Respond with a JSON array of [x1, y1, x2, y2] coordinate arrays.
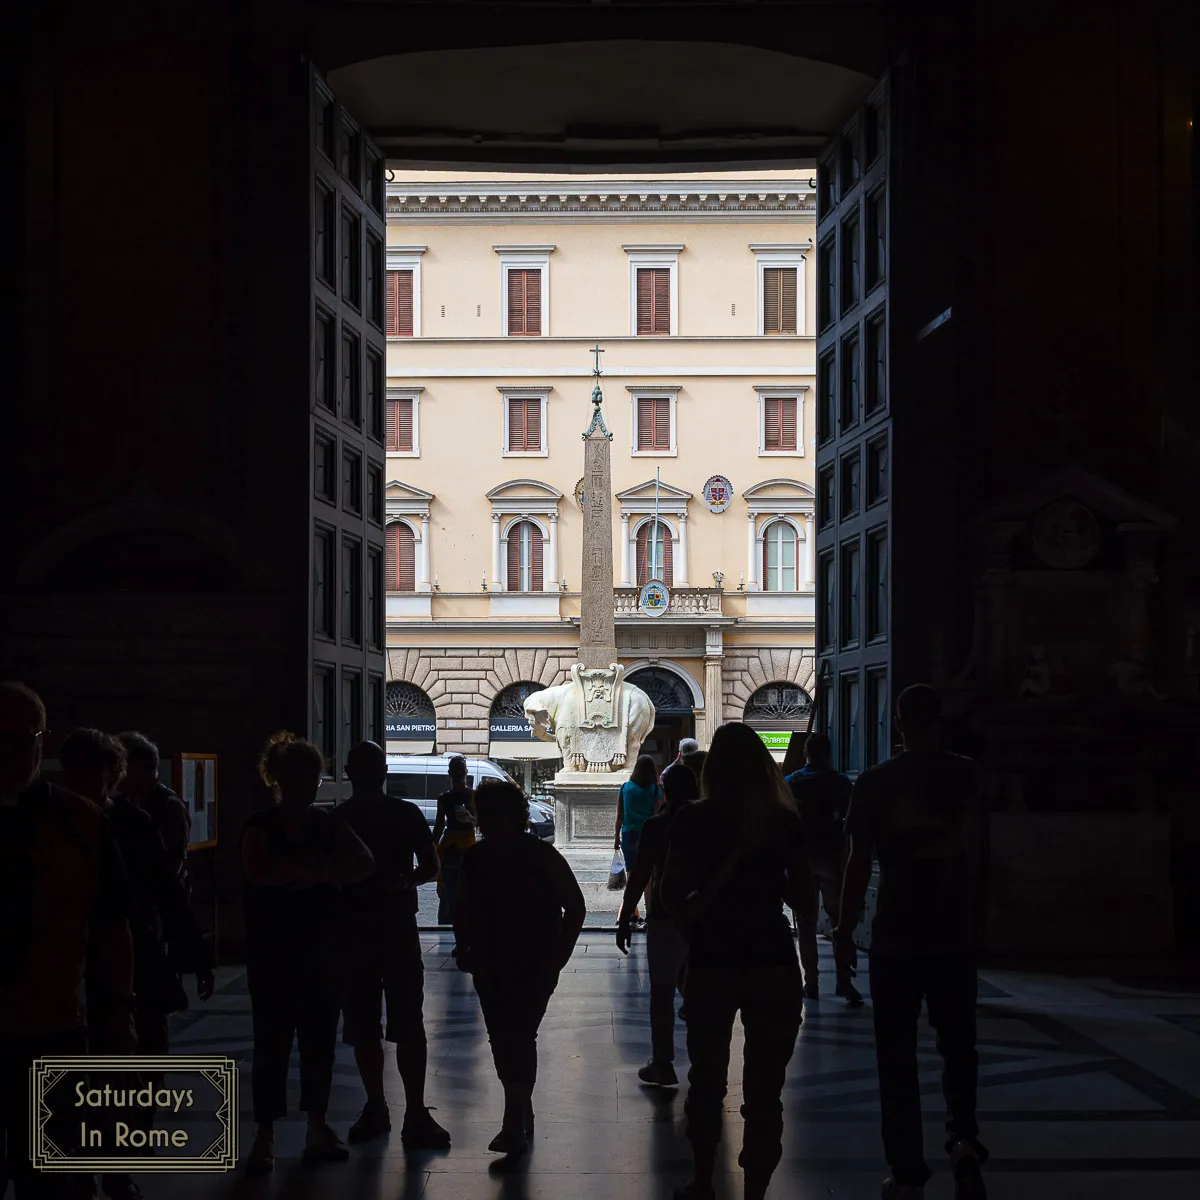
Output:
[[502, 391, 548, 456], [635, 519, 674, 587], [634, 395, 674, 455], [506, 269, 542, 336], [386, 389, 421, 455], [506, 521, 544, 592], [762, 520, 799, 593], [762, 268, 798, 334], [386, 270, 413, 336], [636, 268, 671, 335], [625, 246, 681, 337], [760, 394, 801, 454], [386, 522, 416, 592]]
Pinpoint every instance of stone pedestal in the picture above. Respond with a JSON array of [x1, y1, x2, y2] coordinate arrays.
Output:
[[553, 770, 629, 847]]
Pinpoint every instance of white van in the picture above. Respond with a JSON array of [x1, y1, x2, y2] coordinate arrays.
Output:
[[385, 754, 555, 841]]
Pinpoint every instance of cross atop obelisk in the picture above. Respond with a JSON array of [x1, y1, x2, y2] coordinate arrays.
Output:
[[579, 344, 618, 668]]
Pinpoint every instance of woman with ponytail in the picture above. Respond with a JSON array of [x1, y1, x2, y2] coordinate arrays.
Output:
[[241, 733, 375, 1174], [661, 722, 815, 1200]]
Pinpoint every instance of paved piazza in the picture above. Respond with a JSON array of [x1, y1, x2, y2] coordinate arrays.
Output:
[[140, 934, 1200, 1200]]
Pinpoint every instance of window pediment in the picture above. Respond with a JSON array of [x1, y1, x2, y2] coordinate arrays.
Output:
[[616, 479, 692, 512]]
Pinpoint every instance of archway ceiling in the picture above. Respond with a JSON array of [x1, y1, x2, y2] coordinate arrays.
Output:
[[328, 40, 878, 167]]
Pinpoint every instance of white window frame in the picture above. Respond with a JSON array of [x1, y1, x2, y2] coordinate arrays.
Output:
[[624, 245, 683, 337], [751, 244, 809, 337], [631, 515, 676, 585], [500, 515, 550, 593], [755, 385, 808, 457], [386, 246, 425, 338], [494, 245, 554, 337], [762, 517, 801, 593], [386, 386, 423, 458], [628, 385, 680, 457], [499, 387, 549, 458]]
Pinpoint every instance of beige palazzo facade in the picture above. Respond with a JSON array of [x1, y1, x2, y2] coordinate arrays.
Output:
[[383, 169, 818, 785]]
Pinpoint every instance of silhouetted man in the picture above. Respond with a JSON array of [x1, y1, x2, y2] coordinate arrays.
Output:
[[839, 684, 988, 1200], [661, 737, 704, 790], [115, 732, 192, 899], [339, 741, 450, 1150], [786, 733, 862, 1006], [62, 728, 214, 1200], [0, 684, 136, 1200]]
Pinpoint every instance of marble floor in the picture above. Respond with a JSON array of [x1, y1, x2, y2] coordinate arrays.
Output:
[[142, 935, 1200, 1200]]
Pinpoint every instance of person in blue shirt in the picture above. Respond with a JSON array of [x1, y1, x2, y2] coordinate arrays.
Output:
[[614, 755, 663, 929], [785, 734, 862, 1006]]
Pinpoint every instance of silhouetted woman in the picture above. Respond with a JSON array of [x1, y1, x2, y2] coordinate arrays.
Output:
[[614, 754, 663, 927], [241, 733, 375, 1173], [662, 722, 815, 1200], [616, 762, 699, 1087], [454, 780, 586, 1158]]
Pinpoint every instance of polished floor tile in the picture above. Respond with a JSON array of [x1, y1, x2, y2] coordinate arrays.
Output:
[[128, 933, 1200, 1200]]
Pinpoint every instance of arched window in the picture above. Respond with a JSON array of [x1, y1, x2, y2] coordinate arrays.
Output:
[[762, 520, 799, 592], [626, 666, 695, 713], [386, 522, 415, 591], [635, 519, 674, 586], [506, 520, 543, 592], [744, 682, 812, 723]]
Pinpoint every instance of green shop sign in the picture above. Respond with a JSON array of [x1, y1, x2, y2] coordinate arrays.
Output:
[[756, 730, 794, 751]]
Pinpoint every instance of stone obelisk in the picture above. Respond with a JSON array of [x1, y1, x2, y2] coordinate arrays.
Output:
[[580, 345, 618, 669]]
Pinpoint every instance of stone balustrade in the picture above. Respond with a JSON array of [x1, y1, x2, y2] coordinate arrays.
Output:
[[613, 587, 724, 617]]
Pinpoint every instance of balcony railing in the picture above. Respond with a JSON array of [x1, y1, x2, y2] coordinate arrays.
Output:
[[614, 587, 724, 617]]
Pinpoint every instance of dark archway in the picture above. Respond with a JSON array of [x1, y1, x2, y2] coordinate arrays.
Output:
[[385, 682, 436, 752]]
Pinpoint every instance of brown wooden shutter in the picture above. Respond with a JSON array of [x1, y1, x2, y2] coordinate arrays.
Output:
[[653, 397, 671, 450], [660, 522, 674, 586], [636, 397, 654, 450], [635, 523, 648, 584], [763, 523, 771, 587], [636, 270, 653, 335], [386, 397, 414, 451], [525, 398, 541, 450], [524, 270, 541, 335], [386, 270, 399, 335], [653, 269, 670, 334], [780, 268, 797, 334], [507, 398, 525, 450], [764, 397, 782, 450], [780, 397, 797, 450], [506, 524, 521, 590], [507, 270, 541, 336], [530, 525, 544, 591], [763, 268, 782, 334], [507, 270, 525, 335], [387, 523, 415, 591], [396, 270, 413, 336]]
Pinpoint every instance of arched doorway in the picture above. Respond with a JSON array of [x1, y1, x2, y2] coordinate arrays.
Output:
[[385, 682, 436, 754], [626, 665, 699, 772], [743, 682, 813, 763], [488, 682, 560, 796]]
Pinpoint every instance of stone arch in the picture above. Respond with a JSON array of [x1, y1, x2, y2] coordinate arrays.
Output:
[[722, 647, 817, 723], [743, 681, 813, 724], [626, 663, 702, 712]]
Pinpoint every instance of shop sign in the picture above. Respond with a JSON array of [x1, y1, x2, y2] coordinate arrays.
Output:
[[756, 730, 794, 752], [702, 474, 733, 513], [489, 717, 535, 741], [386, 717, 436, 740]]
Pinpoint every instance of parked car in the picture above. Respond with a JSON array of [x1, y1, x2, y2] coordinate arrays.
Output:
[[385, 754, 555, 842]]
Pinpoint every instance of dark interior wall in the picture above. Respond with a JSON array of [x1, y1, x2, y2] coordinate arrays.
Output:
[[5, 0, 1194, 956]]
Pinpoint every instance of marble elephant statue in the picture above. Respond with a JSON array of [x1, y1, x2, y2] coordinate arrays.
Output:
[[523, 677, 656, 772]]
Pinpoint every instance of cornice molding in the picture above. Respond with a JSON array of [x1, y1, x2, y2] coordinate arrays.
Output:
[[387, 181, 815, 223]]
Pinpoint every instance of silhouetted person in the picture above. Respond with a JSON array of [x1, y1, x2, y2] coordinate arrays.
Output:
[[338, 741, 450, 1151], [0, 684, 136, 1200], [839, 684, 988, 1200], [432, 755, 476, 925], [241, 733, 375, 1173], [786, 732, 862, 1006], [616, 763, 698, 1087], [662, 722, 815, 1200], [62, 729, 214, 1200], [615, 754, 663, 927], [660, 737, 704, 789], [453, 781, 586, 1158], [115, 732, 191, 899]]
